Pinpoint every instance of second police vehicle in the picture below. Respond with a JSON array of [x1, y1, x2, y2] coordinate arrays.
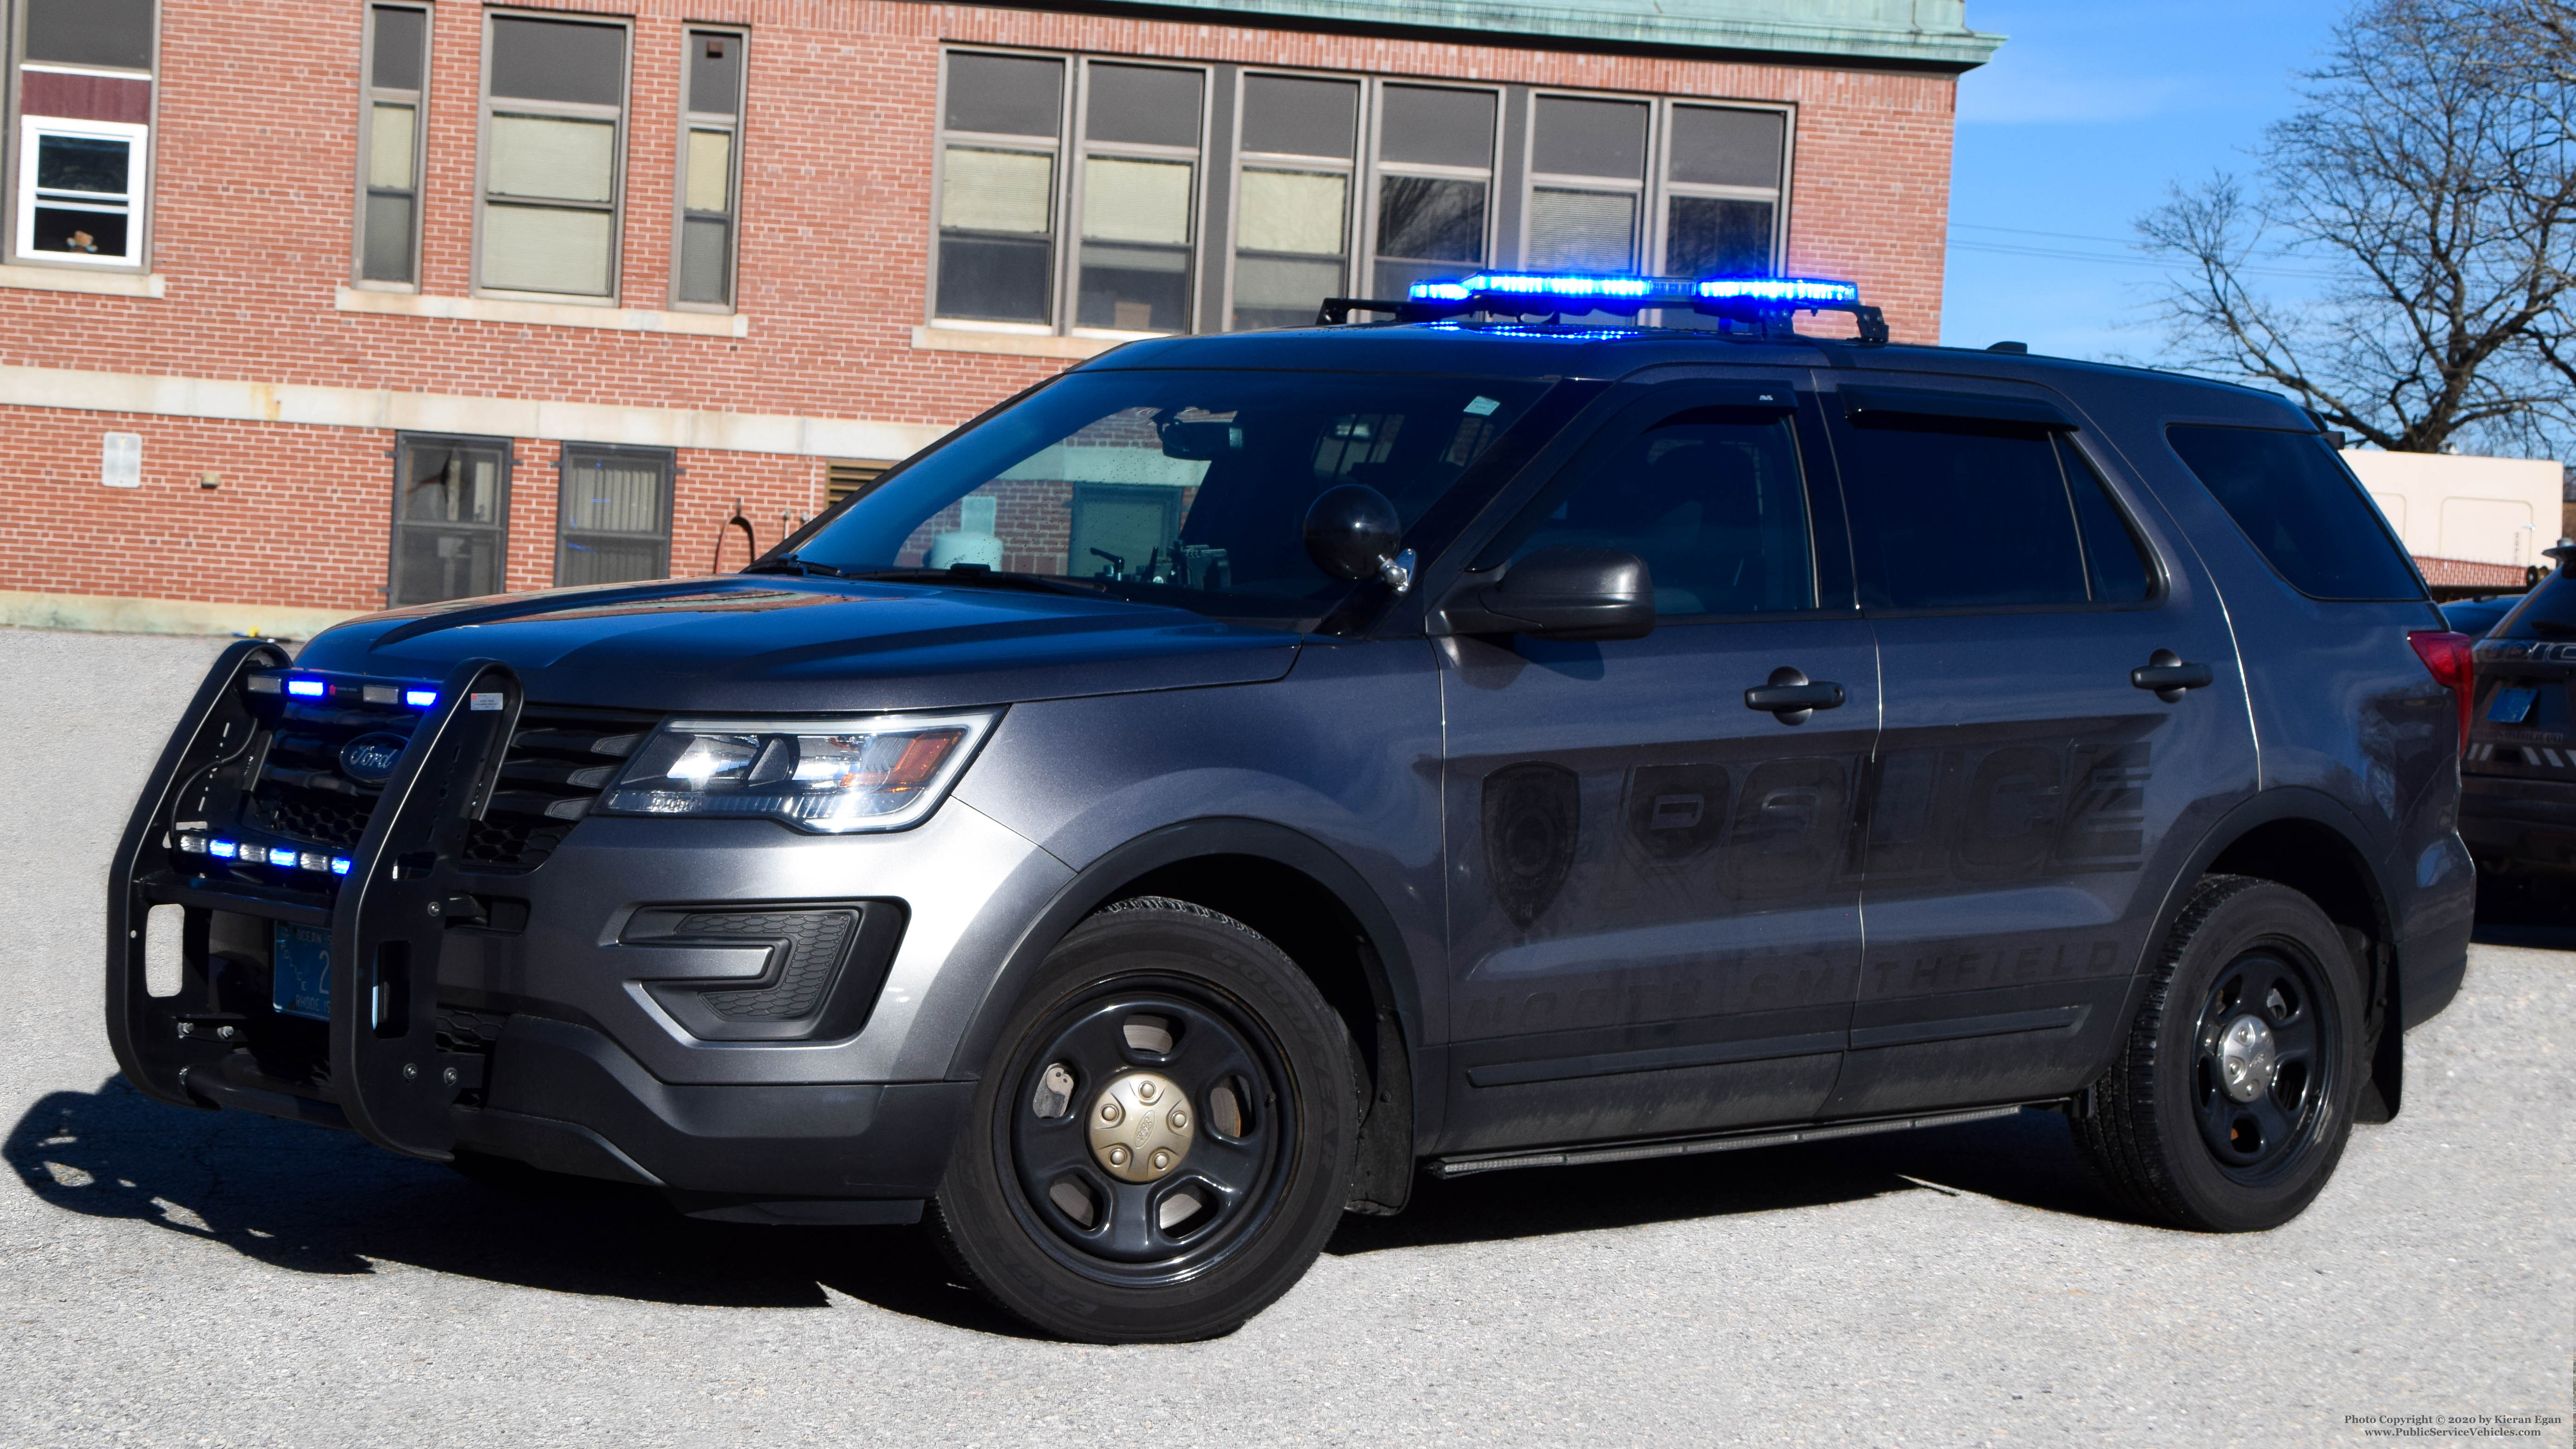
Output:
[[109, 270, 2478, 1341]]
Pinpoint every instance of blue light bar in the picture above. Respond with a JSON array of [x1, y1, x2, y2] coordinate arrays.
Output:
[[209, 839, 239, 859], [403, 689, 438, 709], [330, 857, 353, 876], [1408, 273, 1699, 307], [1695, 276, 1862, 305], [285, 678, 327, 698]]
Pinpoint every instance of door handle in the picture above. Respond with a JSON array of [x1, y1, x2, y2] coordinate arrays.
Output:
[[2131, 648, 2214, 703], [1744, 665, 1846, 725]]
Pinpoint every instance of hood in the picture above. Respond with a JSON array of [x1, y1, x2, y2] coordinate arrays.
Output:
[[292, 576, 1301, 712]]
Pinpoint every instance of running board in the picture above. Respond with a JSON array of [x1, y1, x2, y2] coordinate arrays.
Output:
[[1429, 1104, 2036, 1179]]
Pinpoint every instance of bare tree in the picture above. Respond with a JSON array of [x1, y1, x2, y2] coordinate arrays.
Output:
[[2138, 0, 2576, 454]]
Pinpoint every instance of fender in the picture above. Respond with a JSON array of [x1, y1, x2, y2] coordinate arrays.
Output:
[[940, 816, 1434, 1203]]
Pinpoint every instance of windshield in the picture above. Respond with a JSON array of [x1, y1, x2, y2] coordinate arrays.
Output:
[[776, 369, 1551, 623]]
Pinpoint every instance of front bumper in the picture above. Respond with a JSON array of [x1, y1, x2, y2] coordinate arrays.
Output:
[[108, 644, 1069, 1206], [2459, 772, 2576, 876]]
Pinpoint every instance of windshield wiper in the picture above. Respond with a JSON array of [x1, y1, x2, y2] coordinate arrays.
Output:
[[841, 566, 1108, 598], [741, 555, 851, 578]]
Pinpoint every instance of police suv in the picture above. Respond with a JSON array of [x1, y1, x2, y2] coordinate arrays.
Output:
[[111, 272, 2478, 1342]]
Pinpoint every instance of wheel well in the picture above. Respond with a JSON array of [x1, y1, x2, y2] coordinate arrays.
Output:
[[1111, 854, 1393, 1066], [2205, 818, 2386, 946]]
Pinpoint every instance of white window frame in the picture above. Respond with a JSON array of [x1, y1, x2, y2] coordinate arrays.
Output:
[[353, 2, 431, 292], [471, 8, 630, 305], [670, 24, 745, 313], [1064, 57, 1210, 341], [1223, 67, 1362, 333], [1357, 79, 1504, 301], [13, 114, 147, 267]]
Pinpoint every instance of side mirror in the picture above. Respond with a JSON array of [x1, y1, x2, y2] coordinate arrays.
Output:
[[1441, 546, 1655, 641], [1303, 484, 1415, 592]]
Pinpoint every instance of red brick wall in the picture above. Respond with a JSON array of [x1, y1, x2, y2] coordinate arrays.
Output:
[[0, 0, 1959, 612]]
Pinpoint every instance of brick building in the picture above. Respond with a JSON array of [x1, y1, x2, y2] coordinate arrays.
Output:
[[0, 0, 1998, 633]]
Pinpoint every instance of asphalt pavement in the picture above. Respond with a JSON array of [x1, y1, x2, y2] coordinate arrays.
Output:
[[1, 625, 2569, 1448]]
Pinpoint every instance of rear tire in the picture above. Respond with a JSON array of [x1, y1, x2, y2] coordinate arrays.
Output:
[[933, 897, 1357, 1342], [2073, 875, 2364, 1231]]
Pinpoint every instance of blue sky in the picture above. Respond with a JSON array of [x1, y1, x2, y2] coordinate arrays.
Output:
[[1940, 0, 2354, 360]]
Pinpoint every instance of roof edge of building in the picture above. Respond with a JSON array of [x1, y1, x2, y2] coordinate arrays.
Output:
[[1043, 0, 2007, 69]]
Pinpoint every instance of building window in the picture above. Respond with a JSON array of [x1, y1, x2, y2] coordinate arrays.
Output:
[[1659, 104, 1786, 277], [1074, 62, 1203, 334], [357, 4, 428, 286], [935, 51, 1065, 326], [826, 460, 888, 509], [1230, 73, 1357, 331], [1526, 94, 1648, 271], [556, 444, 672, 586], [674, 29, 743, 308], [11, 0, 155, 269], [1368, 84, 1496, 299], [477, 13, 626, 299], [390, 434, 510, 607]]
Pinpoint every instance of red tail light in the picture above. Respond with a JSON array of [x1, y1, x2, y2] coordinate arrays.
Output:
[[2408, 630, 2475, 756]]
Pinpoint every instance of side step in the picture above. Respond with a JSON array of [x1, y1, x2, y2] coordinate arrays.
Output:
[[1430, 1103, 2037, 1179]]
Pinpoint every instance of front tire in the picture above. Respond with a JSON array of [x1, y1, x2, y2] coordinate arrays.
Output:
[[2073, 875, 2364, 1231], [933, 897, 1357, 1342]]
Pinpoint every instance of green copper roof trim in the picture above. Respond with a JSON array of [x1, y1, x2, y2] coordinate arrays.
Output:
[[1105, 0, 2005, 68]]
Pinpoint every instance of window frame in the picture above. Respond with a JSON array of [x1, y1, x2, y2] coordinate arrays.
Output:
[[471, 7, 631, 305], [386, 431, 515, 607], [554, 441, 675, 586], [352, 1, 431, 292], [7, 0, 160, 274], [1648, 97, 1793, 281], [1064, 56, 1211, 340], [1360, 78, 1504, 301], [669, 24, 745, 313], [12, 113, 146, 266], [1519, 86, 1653, 274], [1223, 67, 1362, 333], [928, 46, 1073, 335]]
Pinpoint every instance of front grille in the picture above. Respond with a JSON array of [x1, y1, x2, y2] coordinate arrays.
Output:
[[672, 909, 862, 1020], [463, 706, 659, 871]]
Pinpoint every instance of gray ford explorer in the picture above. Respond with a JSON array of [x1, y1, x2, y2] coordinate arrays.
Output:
[[110, 278, 2478, 1341]]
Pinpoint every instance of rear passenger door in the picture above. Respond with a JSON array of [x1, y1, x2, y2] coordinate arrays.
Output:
[[1819, 377, 2258, 1117], [1436, 379, 1878, 1154]]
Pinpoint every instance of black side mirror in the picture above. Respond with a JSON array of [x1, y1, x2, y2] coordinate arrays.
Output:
[[1441, 546, 1655, 640], [1303, 484, 1415, 591]]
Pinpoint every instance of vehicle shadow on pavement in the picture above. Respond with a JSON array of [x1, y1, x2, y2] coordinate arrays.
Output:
[[3, 1075, 1040, 1338]]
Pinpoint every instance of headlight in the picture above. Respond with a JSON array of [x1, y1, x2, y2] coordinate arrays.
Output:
[[595, 711, 996, 833]]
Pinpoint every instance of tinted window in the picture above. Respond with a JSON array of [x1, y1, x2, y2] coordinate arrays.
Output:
[[1478, 404, 1815, 615], [1840, 415, 2149, 610], [2165, 425, 2424, 600], [2493, 568, 2576, 640]]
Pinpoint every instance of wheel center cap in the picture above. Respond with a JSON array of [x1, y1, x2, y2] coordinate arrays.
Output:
[[2217, 1013, 2278, 1103], [1088, 1071, 1196, 1182]]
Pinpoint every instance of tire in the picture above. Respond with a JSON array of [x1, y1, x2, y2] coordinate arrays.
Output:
[[932, 896, 1359, 1342], [2073, 874, 2365, 1231]]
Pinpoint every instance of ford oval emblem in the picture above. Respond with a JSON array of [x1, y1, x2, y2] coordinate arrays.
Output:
[[339, 732, 408, 784]]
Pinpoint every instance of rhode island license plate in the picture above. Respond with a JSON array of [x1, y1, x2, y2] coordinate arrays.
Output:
[[272, 922, 331, 1022], [2488, 686, 2539, 724]]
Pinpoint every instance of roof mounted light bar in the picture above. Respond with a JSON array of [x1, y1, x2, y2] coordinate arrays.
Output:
[[1317, 271, 1888, 344]]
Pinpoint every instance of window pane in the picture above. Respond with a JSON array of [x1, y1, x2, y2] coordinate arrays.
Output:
[[482, 205, 613, 294], [488, 18, 625, 107], [563, 455, 666, 533], [2062, 440, 2155, 602], [1486, 407, 1814, 615], [1668, 106, 1784, 189], [1086, 64, 1202, 148], [1528, 189, 1634, 271], [1233, 255, 1341, 329], [1083, 157, 1191, 244], [945, 53, 1064, 137], [1376, 175, 1483, 261], [1238, 170, 1345, 255], [1532, 96, 1646, 180], [400, 449, 501, 523], [937, 235, 1052, 321], [393, 529, 505, 604], [1241, 75, 1356, 158], [36, 135, 129, 196], [31, 208, 127, 257], [1839, 421, 2089, 609], [685, 129, 732, 213], [1667, 196, 1772, 276], [371, 7, 425, 89], [2165, 425, 2424, 600], [27, 0, 152, 70], [560, 536, 665, 586], [1379, 86, 1495, 169], [369, 103, 415, 189], [679, 215, 729, 303], [688, 32, 743, 116], [488, 115, 615, 202], [941, 147, 1052, 234], [362, 192, 415, 281], [1078, 243, 1189, 331]]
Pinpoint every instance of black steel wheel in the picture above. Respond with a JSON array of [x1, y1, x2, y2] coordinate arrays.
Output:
[[2073, 875, 2365, 1231], [934, 897, 1357, 1341]]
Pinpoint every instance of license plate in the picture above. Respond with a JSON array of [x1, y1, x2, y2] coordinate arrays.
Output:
[[2488, 687, 2539, 724], [272, 922, 331, 1021]]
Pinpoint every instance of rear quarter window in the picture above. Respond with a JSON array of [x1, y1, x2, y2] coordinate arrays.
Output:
[[2164, 424, 2424, 601], [2492, 566, 2576, 640]]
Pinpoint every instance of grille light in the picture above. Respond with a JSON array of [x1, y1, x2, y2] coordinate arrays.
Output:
[[301, 852, 330, 872], [362, 684, 399, 705], [330, 857, 354, 875], [209, 840, 239, 859], [246, 674, 283, 695], [285, 679, 327, 698], [177, 834, 207, 855], [238, 844, 268, 864], [404, 689, 438, 708]]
